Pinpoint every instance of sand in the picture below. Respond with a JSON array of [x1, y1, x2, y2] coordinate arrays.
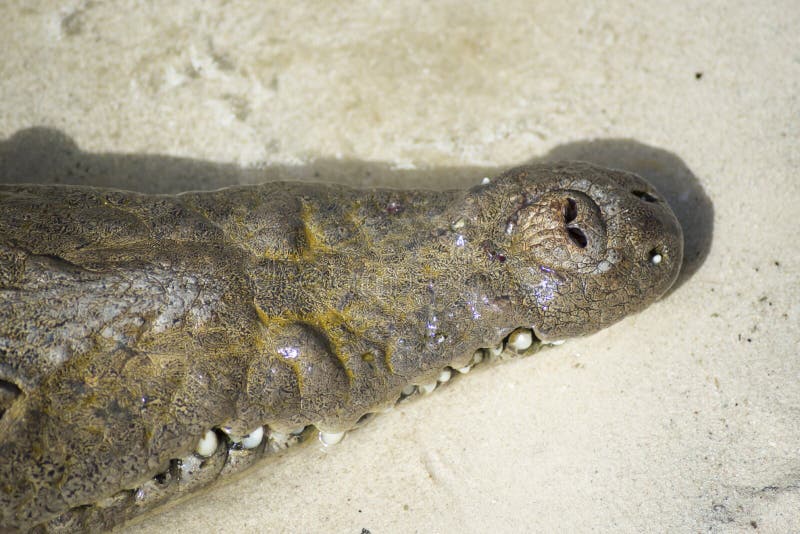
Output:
[[1, 1, 798, 532]]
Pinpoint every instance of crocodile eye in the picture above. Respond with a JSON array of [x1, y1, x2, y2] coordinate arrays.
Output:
[[632, 190, 659, 203], [648, 248, 663, 265]]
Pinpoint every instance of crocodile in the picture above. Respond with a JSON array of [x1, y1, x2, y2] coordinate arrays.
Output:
[[0, 161, 683, 531]]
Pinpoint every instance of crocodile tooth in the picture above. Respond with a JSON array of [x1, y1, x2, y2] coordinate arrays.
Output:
[[507, 328, 534, 352], [418, 382, 437, 395], [195, 430, 219, 457], [238, 426, 265, 449], [437, 368, 452, 383], [222, 425, 265, 449], [319, 431, 345, 446]]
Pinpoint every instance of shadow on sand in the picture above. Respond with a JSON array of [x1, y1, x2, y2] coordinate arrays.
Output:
[[0, 127, 712, 292]]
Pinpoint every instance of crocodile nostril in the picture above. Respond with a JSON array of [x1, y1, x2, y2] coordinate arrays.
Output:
[[563, 199, 589, 248], [567, 227, 588, 248], [632, 190, 659, 203], [564, 198, 578, 223]]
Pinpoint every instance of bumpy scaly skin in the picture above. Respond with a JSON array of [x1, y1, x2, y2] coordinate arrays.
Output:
[[0, 162, 682, 531]]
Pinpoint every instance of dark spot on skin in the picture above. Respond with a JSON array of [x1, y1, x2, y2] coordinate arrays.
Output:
[[482, 241, 508, 262], [695, 72, 703, 80], [386, 201, 402, 215], [490, 251, 507, 262]]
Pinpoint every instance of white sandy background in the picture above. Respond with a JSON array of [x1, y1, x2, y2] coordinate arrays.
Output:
[[1, 1, 798, 532]]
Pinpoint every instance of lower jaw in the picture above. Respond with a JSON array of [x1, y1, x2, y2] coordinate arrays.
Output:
[[39, 325, 562, 533]]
